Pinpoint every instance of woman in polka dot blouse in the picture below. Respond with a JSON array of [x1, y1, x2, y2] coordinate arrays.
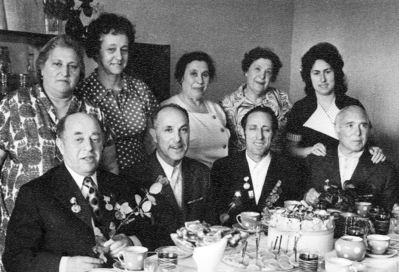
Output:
[[77, 13, 159, 170], [161, 51, 230, 168]]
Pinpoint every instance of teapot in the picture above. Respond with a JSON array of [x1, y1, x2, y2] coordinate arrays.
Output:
[[335, 235, 366, 261]]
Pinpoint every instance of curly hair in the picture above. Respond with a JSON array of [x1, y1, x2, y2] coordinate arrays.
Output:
[[174, 51, 216, 84], [301, 42, 347, 96], [36, 34, 85, 82], [241, 47, 282, 82], [85, 13, 135, 59]]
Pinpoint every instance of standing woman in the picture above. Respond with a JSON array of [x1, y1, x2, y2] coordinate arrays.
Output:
[[78, 13, 159, 170], [286, 42, 384, 162], [161, 51, 230, 168], [221, 47, 291, 154], [0, 35, 116, 268]]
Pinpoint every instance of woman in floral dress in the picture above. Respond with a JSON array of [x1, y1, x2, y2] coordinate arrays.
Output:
[[77, 13, 159, 171], [0, 35, 117, 267]]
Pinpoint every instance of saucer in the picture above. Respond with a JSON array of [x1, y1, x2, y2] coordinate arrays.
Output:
[[366, 249, 398, 258], [113, 260, 144, 272], [232, 223, 257, 234]]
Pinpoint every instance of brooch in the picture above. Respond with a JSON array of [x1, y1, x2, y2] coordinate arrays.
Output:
[[70, 197, 81, 213]]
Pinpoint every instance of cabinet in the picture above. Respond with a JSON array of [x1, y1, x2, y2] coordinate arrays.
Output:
[[0, 29, 171, 101]]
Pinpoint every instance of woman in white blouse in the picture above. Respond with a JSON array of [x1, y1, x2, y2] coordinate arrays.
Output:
[[161, 51, 230, 168]]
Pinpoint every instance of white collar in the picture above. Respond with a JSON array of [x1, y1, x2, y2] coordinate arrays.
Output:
[[337, 145, 364, 159], [156, 152, 182, 181], [65, 163, 98, 190], [245, 151, 271, 170]]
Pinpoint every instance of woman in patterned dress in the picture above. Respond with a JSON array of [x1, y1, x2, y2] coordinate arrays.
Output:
[[0, 35, 117, 267], [161, 51, 230, 168], [77, 13, 159, 170], [221, 47, 291, 154]]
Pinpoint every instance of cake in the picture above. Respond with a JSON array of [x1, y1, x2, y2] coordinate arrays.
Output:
[[265, 206, 335, 255]]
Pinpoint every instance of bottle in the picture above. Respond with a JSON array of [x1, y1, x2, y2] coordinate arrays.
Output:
[[0, 46, 11, 74], [26, 52, 35, 86], [0, 72, 8, 96]]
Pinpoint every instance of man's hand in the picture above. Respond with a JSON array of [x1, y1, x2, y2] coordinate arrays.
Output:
[[369, 146, 386, 164], [309, 143, 327, 157], [66, 256, 104, 272], [304, 188, 320, 206], [103, 233, 134, 257]]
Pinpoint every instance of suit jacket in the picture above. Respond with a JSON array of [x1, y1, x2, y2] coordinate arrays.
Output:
[[207, 151, 304, 226], [307, 148, 399, 210], [3, 163, 153, 272], [123, 153, 210, 245]]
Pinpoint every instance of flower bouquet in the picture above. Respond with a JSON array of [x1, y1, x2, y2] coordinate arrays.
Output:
[[92, 181, 163, 262]]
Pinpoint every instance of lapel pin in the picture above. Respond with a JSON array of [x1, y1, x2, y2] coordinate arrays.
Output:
[[248, 190, 254, 199], [243, 176, 250, 190]]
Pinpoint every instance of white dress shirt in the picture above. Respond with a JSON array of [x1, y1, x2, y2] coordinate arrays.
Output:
[[156, 152, 183, 207], [246, 152, 272, 204], [338, 146, 363, 188]]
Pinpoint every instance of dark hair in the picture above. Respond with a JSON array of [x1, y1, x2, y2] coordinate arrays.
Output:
[[151, 104, 189, 128], [36, 35, 85, 82], [301, 42, 347, 96], [174, 51, 216, 84], [241, 47, 282, 82], [85, 13, 135, 59], [56, 113, 104, 139], [241, 106, 278, 133]]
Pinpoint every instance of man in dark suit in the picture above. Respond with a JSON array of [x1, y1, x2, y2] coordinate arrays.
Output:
[[3, 113, 148, 272], [207, 106, 304, 226], [305, 105, 399, 210], [123, 104, 210, 244]]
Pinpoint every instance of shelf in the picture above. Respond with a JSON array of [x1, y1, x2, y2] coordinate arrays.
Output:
[[0, 29, 54, 47]]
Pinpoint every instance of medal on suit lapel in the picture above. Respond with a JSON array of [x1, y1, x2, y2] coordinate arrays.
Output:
[[70, 197, 81, 213], [248, 190, 254, 199], [243, 176, 250, 190]]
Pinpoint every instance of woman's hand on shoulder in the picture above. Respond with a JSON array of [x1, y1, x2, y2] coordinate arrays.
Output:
[[309, 143, 327, 157], [369, 146, 386, 164]]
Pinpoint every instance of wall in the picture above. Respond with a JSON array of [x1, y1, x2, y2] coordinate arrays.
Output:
[[95, 0, 294, 102], [290, 0, 399, 165]]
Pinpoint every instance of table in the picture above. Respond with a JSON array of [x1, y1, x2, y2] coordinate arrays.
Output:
[[99, 234, 399, 272]]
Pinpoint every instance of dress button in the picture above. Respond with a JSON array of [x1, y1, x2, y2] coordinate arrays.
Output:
[[221, 128, 225, 132], [223, 145, 227, 149], [212, 115, 216, 119]]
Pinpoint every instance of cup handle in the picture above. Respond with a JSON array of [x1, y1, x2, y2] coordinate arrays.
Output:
[[236, 214, 243, 227], [117, 251, 125, 266]]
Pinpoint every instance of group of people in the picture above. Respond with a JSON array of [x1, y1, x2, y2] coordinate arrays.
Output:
[[0, 11, 398, 272]]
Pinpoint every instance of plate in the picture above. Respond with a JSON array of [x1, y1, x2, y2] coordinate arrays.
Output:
[[113, 260, 144, 272], [366, 249, 398, 258], [222, 249, 297, 271], [155, 246, 192, 259]]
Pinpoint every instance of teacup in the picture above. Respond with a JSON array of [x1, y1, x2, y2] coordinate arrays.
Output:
[[236, 211, 260, 230], [367, 234, 390, 255], [355, 202, 372, 217], [325, 257, 357, 272], [117, 246, 148, 270]]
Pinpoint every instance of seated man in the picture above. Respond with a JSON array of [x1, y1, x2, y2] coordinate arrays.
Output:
[[123, 104, 210, 243], [3, 113, 150, 272], [305, 105, 399, 210], [207, 106, 304, 226]]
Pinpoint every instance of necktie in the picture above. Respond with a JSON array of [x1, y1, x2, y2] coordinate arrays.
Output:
[[83, 176, 102, 223], [171, 166, 182, 208]]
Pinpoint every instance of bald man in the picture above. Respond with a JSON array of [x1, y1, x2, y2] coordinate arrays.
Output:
[[3, 113, 152, 272], [305, 105, 399, 210]]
